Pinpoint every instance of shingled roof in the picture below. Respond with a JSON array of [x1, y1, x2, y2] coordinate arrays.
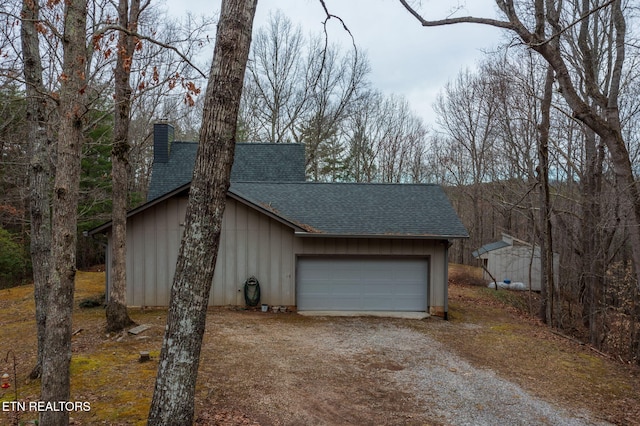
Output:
[[229, 182, 469, 238], [471, 240, 510, 258], [146, 142, 306, 201], [90, 123, 467, 240], [147, 142, 197, 201]]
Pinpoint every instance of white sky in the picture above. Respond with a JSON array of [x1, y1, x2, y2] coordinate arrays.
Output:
[[164, 0, 506, 126]]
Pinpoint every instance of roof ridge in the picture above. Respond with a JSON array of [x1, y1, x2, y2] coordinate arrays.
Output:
[[230, 181, 468, 238], [232, 181, 439, 186], [233, 142, 305, 145], [171, 141, 306, 145]]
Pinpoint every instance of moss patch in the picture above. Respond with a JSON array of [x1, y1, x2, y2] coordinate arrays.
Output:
[[2, 270, 639, 425]]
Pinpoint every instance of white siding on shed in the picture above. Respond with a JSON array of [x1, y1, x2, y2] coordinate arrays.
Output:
[[478, 243, 559, 292]]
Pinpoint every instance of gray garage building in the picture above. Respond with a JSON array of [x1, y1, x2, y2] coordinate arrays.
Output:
[[90, 123, 468, 317]]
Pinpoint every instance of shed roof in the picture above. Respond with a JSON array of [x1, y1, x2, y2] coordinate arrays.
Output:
[[230, 182, 469, 238], [146, 142, 306, 201], [472, 240, 511, 258]]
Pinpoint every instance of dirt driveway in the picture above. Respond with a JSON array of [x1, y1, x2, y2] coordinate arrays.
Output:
[[193, 310, 610, 425], [2, 274, 637, 425]]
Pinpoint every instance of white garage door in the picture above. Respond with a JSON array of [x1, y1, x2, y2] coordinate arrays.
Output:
[[297, 257, 428, 311]]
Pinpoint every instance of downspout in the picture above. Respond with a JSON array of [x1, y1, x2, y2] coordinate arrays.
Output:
[[427, 257, 431, 314], [444, 240, 452, 321]]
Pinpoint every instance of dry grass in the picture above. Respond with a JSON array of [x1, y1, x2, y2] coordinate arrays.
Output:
[[448, 262, 486, 286], [442, 267, 640, 425], [0, 267, 638, 425], [0, 271, 165, 425]]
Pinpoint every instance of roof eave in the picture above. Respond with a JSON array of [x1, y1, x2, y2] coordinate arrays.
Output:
[[87, 182, 192, 235], [89, 183, 310, 236], [293, 232, 469, 239], [227, 191, 306, 232]]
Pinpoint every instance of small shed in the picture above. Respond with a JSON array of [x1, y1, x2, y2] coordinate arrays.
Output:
[[472, 233, 558, 291]]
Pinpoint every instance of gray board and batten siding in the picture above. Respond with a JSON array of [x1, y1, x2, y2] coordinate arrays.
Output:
[[92, 122, 468, 316], [121, 193, 451, 314]]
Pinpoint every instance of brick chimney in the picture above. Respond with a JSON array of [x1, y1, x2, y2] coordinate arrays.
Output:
[[153, 121, 174, 163]]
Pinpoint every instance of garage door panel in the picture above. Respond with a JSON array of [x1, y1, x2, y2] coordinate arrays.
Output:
[[297, 257, 428, 311]]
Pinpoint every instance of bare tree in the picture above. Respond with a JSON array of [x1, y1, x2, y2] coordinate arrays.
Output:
[[433, 68, 499, 258], [4, 0, 215, 393], [147, 0, 257, 423], [343, 91, 428, 183], [21, 0, 53, 380], [106, 0, 147, 332], [242, 10, 308, 143], [240, 10, 369, 182], [301, 41, 369, 180], [376, 95, 426, 183], [537, 65, 556, 324], [399, 0, 640, 296], [125, 11, 215, 198], [343, 91, 383, 182], [40, 0, 89, 423]]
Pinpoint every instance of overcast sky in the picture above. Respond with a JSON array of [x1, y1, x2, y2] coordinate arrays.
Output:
[[165, 0, 506, 126]]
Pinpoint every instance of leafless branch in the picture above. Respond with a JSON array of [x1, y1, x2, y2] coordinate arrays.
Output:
[[93, 24, 208, 79], [398, 0, 617, 48], [316, 0, 358, 88], [398, 0, 515, 30], [532, 0, 617, 47]]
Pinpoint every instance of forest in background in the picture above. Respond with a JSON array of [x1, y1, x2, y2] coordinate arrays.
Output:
[[1, 1, 639, 365]]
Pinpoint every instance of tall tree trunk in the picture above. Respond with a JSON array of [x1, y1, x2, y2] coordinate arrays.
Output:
[[537, 65, 554, 325], [106, 0, 140, 333], [147, 0, 257, 424], [581, 127, 606, 347], [39, 0, 88, 423], [400, 0, 640, 360], [532, 0, 640, 294], [400, 0, 640, 295], [21, 0, 52, 380]]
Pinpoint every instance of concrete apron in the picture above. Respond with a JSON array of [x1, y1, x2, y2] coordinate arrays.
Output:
[[297, 311, 429, 320]]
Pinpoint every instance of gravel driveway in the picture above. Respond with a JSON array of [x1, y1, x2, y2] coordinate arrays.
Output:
[[197, 311, 609, 425]]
